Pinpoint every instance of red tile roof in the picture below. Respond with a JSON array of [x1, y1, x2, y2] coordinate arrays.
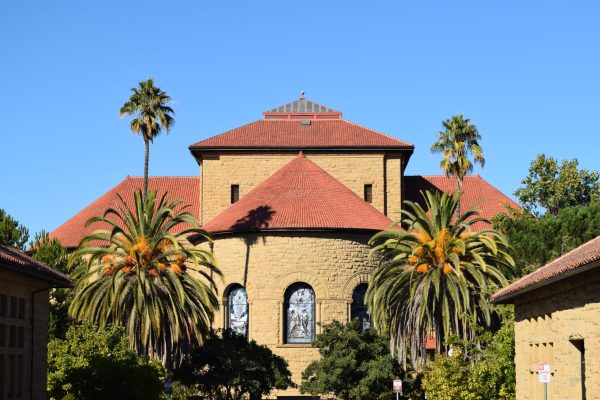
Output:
[[50, 177, 200, 248], [189, 120, 414, 150], [404, 175, 520, 230], [492, 235, 600, 303], [202, 153, 394, 234], [0, 244, 71, 287]]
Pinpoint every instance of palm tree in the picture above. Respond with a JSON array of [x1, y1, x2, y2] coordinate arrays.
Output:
[[366, 190, 514, 368], [430, 114, 484, 218], [120, 78, 175, 200], [69, 190, 221, 368]]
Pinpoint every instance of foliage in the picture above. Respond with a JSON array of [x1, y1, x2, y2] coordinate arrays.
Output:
[[430, 114, 484, 217], [367, 191, 514, 368], [47, 322, 164, 400], [31, 231, 74, 339], [175, 329, 294, 400], [300, 320, 422, 400], [494, 201, 600, 275], [69, 190, 221, 367], [422, 309, 516, 400], [0, 208, 29, 250], [120, 78, 175, 198], [514, 154, 600, 216]]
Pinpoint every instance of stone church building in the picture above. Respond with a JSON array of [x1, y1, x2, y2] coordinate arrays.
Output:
[[52, 95, 518, 397]]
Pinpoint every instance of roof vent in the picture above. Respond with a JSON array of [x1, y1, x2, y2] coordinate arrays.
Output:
[[300, 119, 311, 126]]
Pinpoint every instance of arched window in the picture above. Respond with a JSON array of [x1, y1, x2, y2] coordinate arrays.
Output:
[[351, 283, 371, 331], [227, 285, 248, 337], [285, 283, 315, 344]]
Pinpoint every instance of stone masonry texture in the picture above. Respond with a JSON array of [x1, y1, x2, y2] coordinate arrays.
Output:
[[200, 152, 404, 225], [513, 267, 600, 400], [206, 232, 377, 398]]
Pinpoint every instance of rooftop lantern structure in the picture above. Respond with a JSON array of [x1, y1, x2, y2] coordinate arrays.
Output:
[[263, 92, 342, 120]]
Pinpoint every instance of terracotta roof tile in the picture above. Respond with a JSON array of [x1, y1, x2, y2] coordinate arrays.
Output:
[[404, 175, 520, 230], [0, 244, 71, 287], [50, 177, 200, 248], [202, 154, 394, 233], [189, 120, 413, 150], [492, 235, 600, 302]]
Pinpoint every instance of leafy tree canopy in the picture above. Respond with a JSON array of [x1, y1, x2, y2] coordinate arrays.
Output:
[[31, 231, 74, 339], [514, 154, 600, 216], [47, 322, 164, 400], [300, 320, 422, 400], [175, 329, 294, 400], [422, 308, 516, 400], [494, 201, 600, 275], [0, 208, 29, 251]]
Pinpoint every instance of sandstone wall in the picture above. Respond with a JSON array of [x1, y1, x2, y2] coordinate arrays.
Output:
[[207, 232, 377, 398], [200, 152, 403, 224], [0, 268, 50, 400], [513, 268, 600, 400]]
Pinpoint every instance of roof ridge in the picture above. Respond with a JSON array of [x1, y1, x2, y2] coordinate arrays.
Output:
[[341, 119, 414, 147]]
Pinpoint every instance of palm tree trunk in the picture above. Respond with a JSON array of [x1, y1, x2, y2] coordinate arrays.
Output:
[[455, 177, 463, 220], [143, 138, 149, 200]]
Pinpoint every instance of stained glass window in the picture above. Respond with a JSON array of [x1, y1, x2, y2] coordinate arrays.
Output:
[[285, 283, 315, 344], [351, 284, 371, 331], [228, 286, 248, 337]]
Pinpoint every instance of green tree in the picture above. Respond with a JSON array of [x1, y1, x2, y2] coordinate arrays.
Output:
[[367, 191, 514, 368], [69, 190, 220, 367], [421, 311, 516, 400], [494, 201, 600, 275], [120, 78, 175, 199], [300, 320, 422, 400], [431, 114, 484, 218], [0, 209, 29, 250], [31, 231, 73, 339], [175, 329, 294, 400], [47, 322, 164, 400], [514, 154, 600, 216]]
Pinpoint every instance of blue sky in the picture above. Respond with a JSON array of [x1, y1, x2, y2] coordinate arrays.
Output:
[[1, 0, 599, 237]]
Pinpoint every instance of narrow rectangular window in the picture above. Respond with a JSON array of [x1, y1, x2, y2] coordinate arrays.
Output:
[[231, 184, 240, 204], [364, 184, 373, 203], [0, 354, 4, 396], [17, 327, 24, 348], [8, 354, 15, 398], [0, 324, 5, 347], [9, 296, 17, 318], [18, 298, 25, 320], [0, 294, 6, 316], [16, 355, 23, 398], [9, 326, 16, 347], [572, 339, 586, 400]]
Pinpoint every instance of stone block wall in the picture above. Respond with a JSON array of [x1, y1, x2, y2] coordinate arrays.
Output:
[[199, 152, 404, 224], [207, 232, 377, 398], [513, 268, 600, 400]]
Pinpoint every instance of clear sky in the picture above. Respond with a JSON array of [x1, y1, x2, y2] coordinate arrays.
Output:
[[1, 0, 599, 237]]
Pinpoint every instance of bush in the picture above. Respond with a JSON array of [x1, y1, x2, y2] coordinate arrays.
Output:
[[48, 322, 164, 400], [422, 313, 515, 400], [300, 320, 422, 400], [175, 329, 294, 400]]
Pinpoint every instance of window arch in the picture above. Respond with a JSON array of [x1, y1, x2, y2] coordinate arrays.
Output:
[[351, 283, 371, 331], [284, 283, 315, 344], [226, 285, 248, 337]]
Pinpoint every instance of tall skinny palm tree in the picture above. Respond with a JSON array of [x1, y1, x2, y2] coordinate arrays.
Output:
[[120, 79, 174, 200], [431, 114, 484, 218], [69, 190, 220, 367], [366, 190, 514, 368]]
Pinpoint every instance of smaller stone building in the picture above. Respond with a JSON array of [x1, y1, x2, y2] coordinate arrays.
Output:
[[493, 236, 600, 400], [0, 244, 71, 400]]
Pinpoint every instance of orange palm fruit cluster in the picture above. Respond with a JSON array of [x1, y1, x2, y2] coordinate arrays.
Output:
[[416, 264, 429, 273], [170, 263, 182, 275], [414, 246, 426, 257], [442, 263, 453, 275], [407, 255, 419, 264]]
